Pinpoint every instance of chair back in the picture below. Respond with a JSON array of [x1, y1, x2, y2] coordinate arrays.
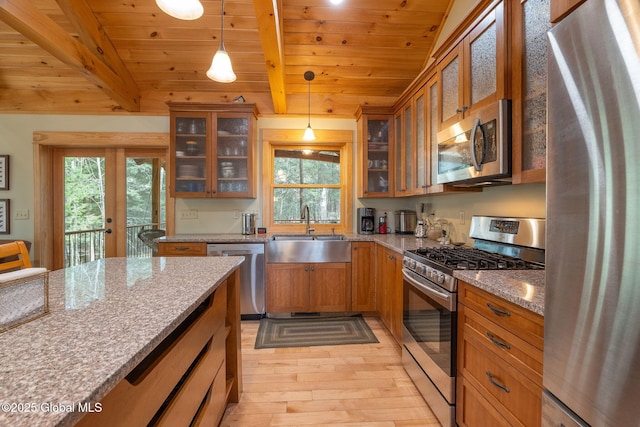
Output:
[[0, 241, 32, 272]]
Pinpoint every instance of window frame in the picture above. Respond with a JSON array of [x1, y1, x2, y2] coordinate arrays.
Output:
[[262, 129, 353, 234]]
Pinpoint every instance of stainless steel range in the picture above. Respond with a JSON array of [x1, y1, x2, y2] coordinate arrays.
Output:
[[401, 216, 545, 427]]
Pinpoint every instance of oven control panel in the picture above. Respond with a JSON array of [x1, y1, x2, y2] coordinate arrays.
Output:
[[402, 256, 456, 292]]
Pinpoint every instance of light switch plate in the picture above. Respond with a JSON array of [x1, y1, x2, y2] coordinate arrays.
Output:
[[15, 209, 30, 220]]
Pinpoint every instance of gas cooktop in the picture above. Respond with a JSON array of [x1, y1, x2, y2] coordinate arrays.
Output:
[[407, 247, 544, 271]]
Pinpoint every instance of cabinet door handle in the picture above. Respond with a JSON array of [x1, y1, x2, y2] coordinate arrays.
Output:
[[486, 371, 510, 393], [487, 332, 511, 350], [310, 267, 315, 272], [487, 303, 511, 317], [456, 105, 469, 113]]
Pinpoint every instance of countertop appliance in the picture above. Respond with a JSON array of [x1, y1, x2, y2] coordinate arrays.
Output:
[[394, 210, 416, 234], [402, 215, 544, 427], [436, 99, 511, 187], [357, 207, 375, 234], [241, 213, 256, 235], [207, 243, 265, 320], [544, 0, 640, 425]]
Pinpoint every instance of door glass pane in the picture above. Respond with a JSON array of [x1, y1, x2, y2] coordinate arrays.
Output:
[[64, 157, 106, 268], [430, 82, 439, 184], [441, 56, 460, 122], [523, 0, 551, 170], [217, 117, 249, 194], [470, 22, 497, 104], [404, 105, 413, 190], [366, 120, 390, 193], [127, 158, 167, 257], [416, 93, 426, 189], [395, 114, 402, 192]]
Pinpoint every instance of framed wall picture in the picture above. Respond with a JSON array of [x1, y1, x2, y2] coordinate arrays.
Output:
[[0, 199, 8, 234], [0, 155, 8, 190]]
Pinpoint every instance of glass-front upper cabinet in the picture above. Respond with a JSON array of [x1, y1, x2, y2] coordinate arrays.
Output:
[[512, 0, 551, 183], [169, 103, 258, 198], [356, 106, 394, 198], [437, 0, 507, 130]]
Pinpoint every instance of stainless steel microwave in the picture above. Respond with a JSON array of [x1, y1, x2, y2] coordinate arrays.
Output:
[[435, 99, 511, 186]]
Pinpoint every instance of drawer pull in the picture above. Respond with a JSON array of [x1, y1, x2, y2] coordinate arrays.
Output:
[[175, 246, 190, 251], [486, 371, 510, 393], [487, 332, 511, 350], [487, 303, 511, 317]]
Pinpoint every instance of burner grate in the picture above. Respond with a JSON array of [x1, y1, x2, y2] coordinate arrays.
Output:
[[412, 247, 542, 271]]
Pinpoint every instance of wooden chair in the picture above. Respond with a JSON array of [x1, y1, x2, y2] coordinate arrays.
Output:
[[0, 240, 32, 272]]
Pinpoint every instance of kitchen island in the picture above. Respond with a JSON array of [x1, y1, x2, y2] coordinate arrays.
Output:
[[0, 256, 243, 427]]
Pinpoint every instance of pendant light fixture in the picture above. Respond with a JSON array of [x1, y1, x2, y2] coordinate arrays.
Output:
[[156, 0, 204, 20], [206, 0, 237, 83], [303, 71, 316, 141]]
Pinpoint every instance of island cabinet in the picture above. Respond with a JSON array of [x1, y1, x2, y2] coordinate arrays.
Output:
[[168, 102, 258, 199], [266, 263, 352, 313], [375, 244, 403, 344], [436, 0, 508, 131], [78, 272, 242, 427], [351, 242, 375, 311], [356, 106, 394, 198], [457, 281, 544, 427], [511, 0, 552, 184]]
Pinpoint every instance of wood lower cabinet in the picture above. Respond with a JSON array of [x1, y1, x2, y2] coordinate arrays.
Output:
[[351, 242, 375, 311], [266, 263, 351, 313], [77, 273, 241, 427], [375, 245, 403, 343], [457, 281, 544, 427]]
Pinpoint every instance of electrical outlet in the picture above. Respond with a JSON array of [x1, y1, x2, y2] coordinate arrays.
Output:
[[15, 209, 30, 220], [459, 210, 465, 225], [180, 209, 198, 220]]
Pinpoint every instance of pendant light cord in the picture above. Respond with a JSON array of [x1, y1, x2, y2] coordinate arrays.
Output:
[[220, 0, 225, 48], [307, 79, 311, 126]]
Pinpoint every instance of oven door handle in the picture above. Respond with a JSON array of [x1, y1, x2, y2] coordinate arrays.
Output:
[[402, 268, 456, 312]]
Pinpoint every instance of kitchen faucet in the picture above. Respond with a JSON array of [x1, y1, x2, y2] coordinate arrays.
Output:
[[301, 205, 315, 235]]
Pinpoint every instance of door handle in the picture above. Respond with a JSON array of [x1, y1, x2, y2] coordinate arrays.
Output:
[[105, 228, 113, 234]]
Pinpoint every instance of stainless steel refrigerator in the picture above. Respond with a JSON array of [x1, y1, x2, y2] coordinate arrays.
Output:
[[544, 0, 640, 425]]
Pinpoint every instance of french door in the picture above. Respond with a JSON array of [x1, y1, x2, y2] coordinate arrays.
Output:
[[52, 147, 166, 269]]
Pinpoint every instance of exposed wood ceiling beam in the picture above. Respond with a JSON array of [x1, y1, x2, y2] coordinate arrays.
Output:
[[0, 0, 140, 112], [253, 0, 287, 114]]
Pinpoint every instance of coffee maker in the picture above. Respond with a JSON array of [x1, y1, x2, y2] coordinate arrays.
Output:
[[357, 208, 375, 234]]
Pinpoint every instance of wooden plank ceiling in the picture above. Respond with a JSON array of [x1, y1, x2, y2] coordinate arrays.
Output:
[[0, 0, 452, 117]]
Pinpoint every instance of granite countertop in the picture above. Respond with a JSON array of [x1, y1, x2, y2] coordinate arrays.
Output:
[[159, 233, 545, 314], [0, 256, 243, 427]]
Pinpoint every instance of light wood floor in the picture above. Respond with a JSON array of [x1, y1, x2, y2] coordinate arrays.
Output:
[[220, 315, 440, 426]]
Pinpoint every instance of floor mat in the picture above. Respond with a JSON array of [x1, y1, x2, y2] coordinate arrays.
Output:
[[254, 314, 379, 349]]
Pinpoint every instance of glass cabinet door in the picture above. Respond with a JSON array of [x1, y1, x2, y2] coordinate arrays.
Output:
[[365, 118, 391, 195], [415, 89, 426, 192], [173, 113, 209, 196], [215, 115, 250, 196]]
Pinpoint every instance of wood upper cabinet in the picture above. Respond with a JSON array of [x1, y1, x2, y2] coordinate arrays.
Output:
[[550, 0, 586, 22], [168, 103, 258, 199], [457, 281, 544, 427], [437, 0, 508, 131], [511, 0, 552, 184], [266, 263, 351, 313], [394, 85, 428, 196], [356, 106, 394, 198], [351, 242, 375, 311]]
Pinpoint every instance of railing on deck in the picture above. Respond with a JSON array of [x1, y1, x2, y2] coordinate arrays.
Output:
[[64, 223, 165, 268]]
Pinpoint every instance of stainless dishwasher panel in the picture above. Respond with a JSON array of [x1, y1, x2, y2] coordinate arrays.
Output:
[[207, 243, 265, 319]]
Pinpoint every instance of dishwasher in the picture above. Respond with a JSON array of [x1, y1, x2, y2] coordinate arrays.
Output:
[[207, 243, 265, 320]]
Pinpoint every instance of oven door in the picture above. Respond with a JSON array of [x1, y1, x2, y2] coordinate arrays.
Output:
[[402, 267, 456, 403], [436, 99, 511, 185]]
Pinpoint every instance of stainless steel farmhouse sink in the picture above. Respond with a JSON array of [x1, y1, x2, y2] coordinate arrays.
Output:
[[267, 235, 350, 263]]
